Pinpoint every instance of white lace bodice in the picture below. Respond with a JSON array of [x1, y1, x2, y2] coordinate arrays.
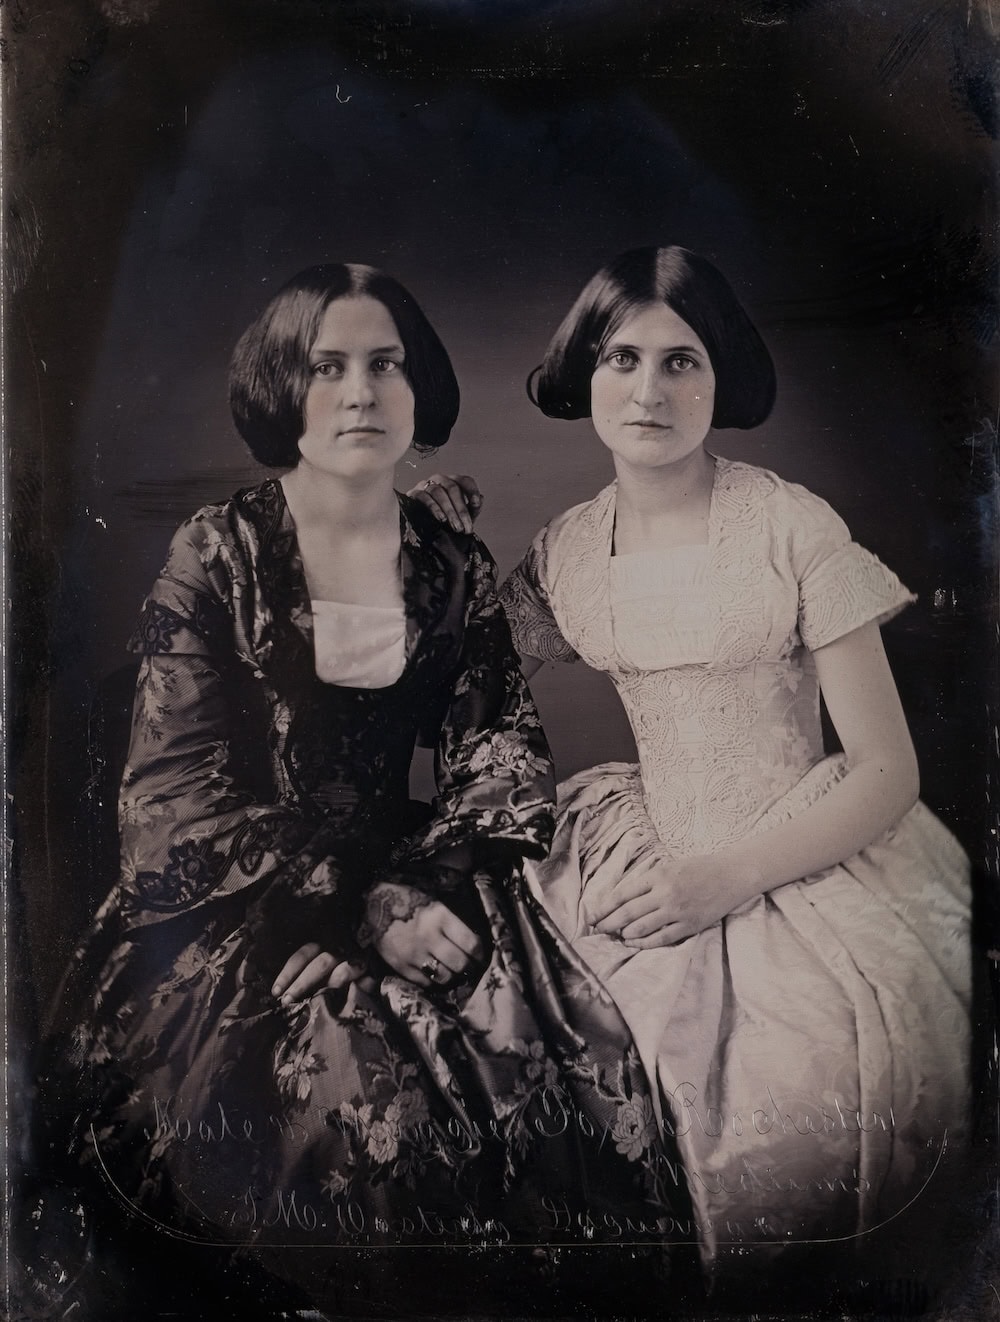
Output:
[[500, 457, 915, 854]]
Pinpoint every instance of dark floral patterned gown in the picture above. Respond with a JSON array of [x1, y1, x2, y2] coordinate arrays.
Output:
[[42, 480, 687, 1303]]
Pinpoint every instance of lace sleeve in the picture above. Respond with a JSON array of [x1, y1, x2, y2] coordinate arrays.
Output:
[[499, 527, 580, 664], [788, 485, 916, 651]]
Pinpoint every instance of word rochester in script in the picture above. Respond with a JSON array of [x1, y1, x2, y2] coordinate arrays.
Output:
[[665, 1082, 897, 1140]]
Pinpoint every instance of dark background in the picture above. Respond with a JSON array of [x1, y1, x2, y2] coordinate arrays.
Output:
[[7, 0, 998, 1310]]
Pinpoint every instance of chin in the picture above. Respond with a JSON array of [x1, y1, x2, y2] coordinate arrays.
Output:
[[615, 442, 679, 465]]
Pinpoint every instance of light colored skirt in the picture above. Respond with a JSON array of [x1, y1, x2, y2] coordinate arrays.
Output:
[[527, 754, 972, 1272]]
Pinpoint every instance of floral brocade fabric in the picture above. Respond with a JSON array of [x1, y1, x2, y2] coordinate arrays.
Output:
[[42, 481, 690, 1281], [500, 458, 972, 1276]]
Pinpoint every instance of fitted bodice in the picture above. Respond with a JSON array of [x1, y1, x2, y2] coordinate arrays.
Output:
[[121, 479, 555, 927], [609, 546, 824, 851], [501, 457, 915, 857]]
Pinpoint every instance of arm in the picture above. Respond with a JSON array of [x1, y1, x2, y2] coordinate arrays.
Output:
[[321, 539, 553, 989], [127, 644, 372, 997], [594, 621, 920, 943], [284, 534, 555, 997], [403, 536, 556, 863], [406, 481, 564, 686], [274, 844, 479, 1000], [498, 525, 580, 677], [120, 519, 375, 989], [405, 475, 547, 689]]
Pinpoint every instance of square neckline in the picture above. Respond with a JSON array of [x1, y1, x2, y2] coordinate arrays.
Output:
[[272, 480, 422, 694], [310, 597, 408, 690], [609, 453, 720, 559]]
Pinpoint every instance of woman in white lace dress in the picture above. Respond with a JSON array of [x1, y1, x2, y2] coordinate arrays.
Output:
[[414, 245, 972, 1288]]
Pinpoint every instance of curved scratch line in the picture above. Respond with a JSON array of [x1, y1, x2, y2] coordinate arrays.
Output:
[[89, 1124, 951, 1251], [714, 1131, 950, 1247], [88, 1126, 229, 1243]]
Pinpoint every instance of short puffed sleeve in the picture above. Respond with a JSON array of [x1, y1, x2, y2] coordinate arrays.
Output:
[[786, 483, 916, 650], [499, 526, 580, 664]]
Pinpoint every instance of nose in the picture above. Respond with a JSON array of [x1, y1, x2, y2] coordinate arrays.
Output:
[[343, 363, 376, 409], [631, 361, 663, 409]]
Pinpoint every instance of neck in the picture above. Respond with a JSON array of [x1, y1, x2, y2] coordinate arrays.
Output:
[[612, 445, 716, 521], [281, 462, 399, 534]]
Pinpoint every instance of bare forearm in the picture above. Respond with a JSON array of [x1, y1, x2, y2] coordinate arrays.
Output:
[[711, 754, 919, 906], [593, 754, 920, 946], [721, 620, 922, 904], [599, 624, 924, 947]]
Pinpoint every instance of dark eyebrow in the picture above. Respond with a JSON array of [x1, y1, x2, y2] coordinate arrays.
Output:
[[605, 339, 704, 356], [309, 343, 404, 360]]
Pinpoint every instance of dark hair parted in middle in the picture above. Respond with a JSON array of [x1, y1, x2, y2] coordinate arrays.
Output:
[[531, 246, 776, 430], [230, 263, 461, 467]]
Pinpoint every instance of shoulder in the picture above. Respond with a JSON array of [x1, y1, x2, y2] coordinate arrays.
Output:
[[178, 479, 281, 546], [399, 490, 458, 546], [546, 482, 616, 538], [399, 492, 482, 558], [163, 479, 281, 583], [500, 483, 616, 596], [715, 457, 849, 542], [398, 493, 500, 585], [529, 482, 616, 559]]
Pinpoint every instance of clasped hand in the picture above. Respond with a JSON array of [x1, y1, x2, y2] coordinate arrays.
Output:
[[272, 881, 483, 1003], [588, 853, 738, 947]]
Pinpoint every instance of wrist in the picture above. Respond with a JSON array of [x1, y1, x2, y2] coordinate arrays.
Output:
[[687, 851, 765, 908], [358, 881, 432, 948]]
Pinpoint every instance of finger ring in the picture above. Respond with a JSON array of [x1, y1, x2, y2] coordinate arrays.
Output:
[[421, 956, 442, 980]]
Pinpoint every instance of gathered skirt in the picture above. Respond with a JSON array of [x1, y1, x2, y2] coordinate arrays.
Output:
[[43, 865, 697, 1310], [527, 754, 973, 1273]]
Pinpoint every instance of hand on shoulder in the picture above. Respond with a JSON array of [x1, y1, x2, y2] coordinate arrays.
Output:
[[407, 474, 483, 533]]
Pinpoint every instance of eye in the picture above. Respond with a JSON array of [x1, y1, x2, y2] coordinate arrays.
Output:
[[665, 354, 697, 373], [605, 350, 637, 370], [371, 357, 404, 375], [311, 361, 341, 378]]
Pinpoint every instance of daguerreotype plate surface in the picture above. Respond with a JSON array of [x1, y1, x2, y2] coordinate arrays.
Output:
[[6, 1, 999, 1318]]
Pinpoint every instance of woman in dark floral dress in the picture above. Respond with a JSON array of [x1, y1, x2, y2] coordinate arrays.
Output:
[[37, 264, 690, 1316]]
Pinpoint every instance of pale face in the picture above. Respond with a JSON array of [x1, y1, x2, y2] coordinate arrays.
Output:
[[296, 295, 415, 480], [589, 302, 716, 472]]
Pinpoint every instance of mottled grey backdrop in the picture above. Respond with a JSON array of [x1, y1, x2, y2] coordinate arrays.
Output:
[[10, 0, 997, 1033]]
